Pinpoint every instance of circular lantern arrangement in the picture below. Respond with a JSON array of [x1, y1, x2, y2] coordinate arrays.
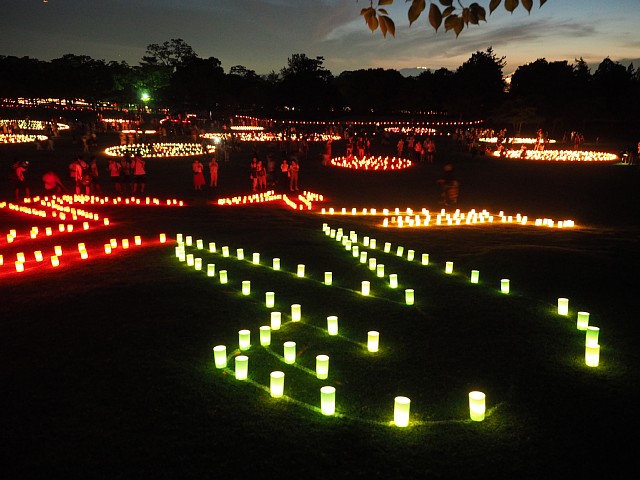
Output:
[[329, 155, 413, 170]]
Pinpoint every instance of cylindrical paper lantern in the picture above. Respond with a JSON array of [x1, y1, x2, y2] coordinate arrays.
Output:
[[208, 242, 216, 252], [320, 386, 336, 416], [352, 245, 359, 258], [235, 355, 248, 380], [470, 270, 479, 284], [469, 391, 486, 421], [368, 331, 379, 352], [186, 254, 194, 266], [501, 279, 510, 294], [238, 329, 251, 351], [368, 258, 377, 270], [297, 264, 305, 277], [407, 249, 415, 261], [376, 264, 385, 278], [259, 326, 271, 346], [445, 261, 454, 274], [213, 345, 227, 369], [196, 239, 203, 249], [265, 291, 275, 308], [316, 354, 329, 379], [207, 264, 216, 277], [222, 246, 229, 257], [135, 235, 142, 246], [270, 311, 282, 330], [558, 297, 569, 315], [194, 258, 202, 271], [283, 341, 296, 364], [242, 280, 251, 295], [396, 246, 404, 257], [252, 252, 260, 264], [384, 242, 391, 253], [273, 257, 280, 270], [361, 280, 370, 296], [585, 343, 600, 367], [586, 326, 600, 345], [370, 239, 377, 249], [50, 255, 59, 267], [291, 304, 301, 322], [359, 251, 367, 263], [394, 396, 410, 427], [54, 245, 62, 256], [327, 315, 338, 335], [270, 371, 285, 397], [219, 270, 228, 284], [236, 248, 244, 260], [405, 289, 414, 305], [159, 233, 166, 243], [185, 235, 192, 246], [324, 271, 332, 285], [389, 274, 398, 289], [577, 311, 590, 331]]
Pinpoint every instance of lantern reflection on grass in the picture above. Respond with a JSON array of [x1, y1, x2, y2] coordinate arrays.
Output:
[[327, 315, 338, 335], [259, 326, 271, 346], [270, 371, 285, 397], [235, 355, 248, 380], [469, 391, 486, 421], [367, 331, 379, 352], [445, 261, 454, 274], [320, 386, 336, 415], [558, 297, 569, 315], [577, 311, 590, 331], [238, 329, 251, 351], [270, 312, 282, 330], [585, 343, 600, 367], [394, 396, 411, 427], [316, 354, 329, 379], [291, 304, 301, 322], [213, 345, 227, 368], [283, 341, 296, 364]]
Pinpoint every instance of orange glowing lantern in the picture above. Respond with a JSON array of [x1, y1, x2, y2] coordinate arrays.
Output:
[[51, 255, 59, 267], [104, 244, 112, 254]]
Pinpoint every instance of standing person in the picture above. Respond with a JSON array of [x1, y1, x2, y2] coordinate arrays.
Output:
[[131, 152, 146, 195], [120, 153, 132, 194], [42, 170, 65, 195], [288, 158, 300, 191], [396, 137, 404, 156], [256, 160, 267, 191], [73, 156, 91, 195], [208, 155, 219, 187], [192, 158, 205, 191], [13, 160, 31, 200], [249, 156, 258, 191], [425, 138, 436, 163], [89, 155, 102, 194], [107, 157, 122, 193], [279, 158, 289, 192]]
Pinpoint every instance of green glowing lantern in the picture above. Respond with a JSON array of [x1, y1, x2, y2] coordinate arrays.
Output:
[[396, 246, 404, 257], [259, 326, 271, 346], [222, 246, 230, 257], [384, 242, 391, 253], [175, 246, 184, 258], [238, 329, 251, 351], [235, 355, 248, 380], [362, 281, 370, 296], [297, 264, 305, 277], [359, 251, 367, 263], [186, 254, 194, 267], [207, 264, 216, 277], [185, 235, 193, 246], [316, 354, 329, 379], [291, 304, 301, 322], [208, 242, 216, 252], [270, 311, 282, 330], [370, 239, 377, 249], [213, 345, 227, 369], [352, 245, 359, 258], [470, 270, 479, 284], [324, 271, 333, 285], [405, 289, 414, 305], [368, 258, 377, 270], [363, 236, 370, 246], [327, 315, 338, 335], [501, 279, 510, 294], [577, 311, 590, 331], [407, 249, 415, 261], [270, 371, 285, 397], [252, 252, 260, 264], [176, 233, 183, 243], [376, 264, 385, 278], [242, 280, 251, 295], [236, 248, 244, 260], [558, 297, 569, 315], [585, 326, 600, 345], [468, 391, 486, 421], [329, 229, 336, 238], [368, 331, 379, 352], [265, 291, 275, 308], [393, 396, 410, 427], [283, 341, 296, 364], [273, 257, 281, 270], [445, 261, 454, 274], [320, 386, 336, 415], [585, 343, 600, 367], [219, 270, 228, 284], [196, 239, 204, 249], [389, 274, 398, 289], [194, 258, 202, 271]]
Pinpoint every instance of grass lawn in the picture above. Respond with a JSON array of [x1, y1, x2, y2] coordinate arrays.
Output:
[[1, 130, 639, 479]]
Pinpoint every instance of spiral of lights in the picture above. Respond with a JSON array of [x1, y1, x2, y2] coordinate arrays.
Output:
[[329, 156, 413, 170], [384, 126, 437, 135], [0, 119, 69, 131], [492, 149, 618, 162], [104, 142, 216, 157], [479, 137, 557, 145], [0, 133, 49, 144]]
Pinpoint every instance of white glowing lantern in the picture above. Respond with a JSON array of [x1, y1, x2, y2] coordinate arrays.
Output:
[[185, 236, 193, 246], [54, 245, 62, 256], [236, 248, 244, 260], [396, 246, 404, 257], [270, 311, 282, 330], [320, 386, 335, 415], [110, 238, 117, 248], [186, 254, 194, 266], [297, 264, 305, 277], [577, 311, 590, 331], [324, 271, 332, 285], [209, 242, 216, 252], [242, 280, 251, 295], [67, 224, 73, 232], [389, 274, 398, 289], [219, 270, 228, 284], [122, 239, 129, 249], [361, 281, 370, 296], [586, 326, 600, 345], [196, 239, 203, 249], [259, 326, 271, 346], [316, 354, 330, 379], [83, 221, 89, 230], [51, 256, 59, 267], [363, 236, 370, 246], [252, 252, 260, 265], [394, 396, 410, 427], [207, 264, 216, 277], [352, 245, 359, 258], [359, 251, 367, 263], [265, 291, 275, 308], [445, 261, 454, 274], [238, 329, 251, 351], [407, 249, 415, 261], [235, 355, 248, 380], [291, 304, 301, 322], [104, 244, 112, 254], [222, 246, 230, 257], [283, 341, 296, 364], [368, 258, 377, 270], [46, 227, 52, 236], [273, 257, 280, 270], [585, 343, 600, 367], [405, 289, 414, 305], [159, 233, 166, 243], [384, 242, 391, 253], [470, 270, 479, 284], [194, 258, 202, 270], [80, 250, 88, 260], [376, 264, 385, 278], [370, 239, 377, 249], [327, 315, 338, 335], [501, 279, 510, 294], [213, 345, 227, 368], [558, 297, 569, 315], [468, 391, 486, 421], [34, 251, 43, 262], [176, 233, 184, 243], [16, 252, 26, 263], [270, 371, 285, 397], [367, 331, 379, 352], [15, 261, 24, 272], [134, 235, 142, 246]]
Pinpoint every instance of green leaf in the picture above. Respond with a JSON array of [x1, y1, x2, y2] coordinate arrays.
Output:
[[505, 0, 519, 13], [429, 3, 443, 31], [379, 15, 396, 37], [408, 0, 426, 25], [378, 0, 394, 5], [439, 0, 453, 6], [489, 0, 501, 13], [522, 0, 533, 12]]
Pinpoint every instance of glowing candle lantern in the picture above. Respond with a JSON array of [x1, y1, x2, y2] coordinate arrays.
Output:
[[359, 251, 367, 263], [103, 218, 109, 226], [238, 329, 251, 351], [186, 254, 194, 267], [7, 234, 13, 243], [194, 258, 202, 271], [396, 246, 404, 257], [389, 274, 398, 289], [236, 248, 244, 260], [368, 258, 377, 270], [363, 236, 370, 246], [122, 239, 130, 249], [470, 270, 480, 284], [159, 233, 166, 243], [384, 242, 391, 253], [185, 236, 192, 246], [324, 271, 332, 285], [370, 239, 377, 249], [51, 255, 59, 267], [291, 304, 301, 322], [352, 245, 359, 258], [270, 371, 285, 398], [45, 227, 52, 236], [219, 270, 228, 284], [0, 254, 3, 265], [327, 315, 339, 335], [213, 345, 227, 368], [252, 252, 260, 265], [110, 238, 117, 248], [501, 279, 510, 294], [242, 280, 251, 295], [316, 355, 330, 379], [577, 311, 590, 331], [77, 243, 85, 252], [15, 261, 24, 272], [273, 258, 280, 270], [445, 261, 454, 274], [17, 252, 26, 263], [222, 246, 229, 257], [585, 343, 600, 367], [271, 311, 282, 330], [405, 289, 414, 305], [394, 396, 411, 427], [259, 326, 271, 346], [367, 331, 379, 352], [320, 386, 336, 415], [234, 355, 249, 380], [407, 249, 415, 261], [196, 239, 203, 249], [283, 341, 296, 364], [376, 264, 385, 278], [207, 264, 216, 277], [361, 281, 371, 296], [104, 244, 112, 254], [34, 251, 43, 262], [297, 264, 305, 277], [10, 229, 17, 237], [58, 224, 65, 232], [83, 221, 89, 230], [265, 291, 275, 308], [134, 236, 142, 246], [558, 298, 569, 315], [586, 326, 600, 345], [176, 233, 183, 243], [468, 391, 486, 421]]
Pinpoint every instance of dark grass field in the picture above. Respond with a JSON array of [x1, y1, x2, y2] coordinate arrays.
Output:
[[1, 131, 639, 479]]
